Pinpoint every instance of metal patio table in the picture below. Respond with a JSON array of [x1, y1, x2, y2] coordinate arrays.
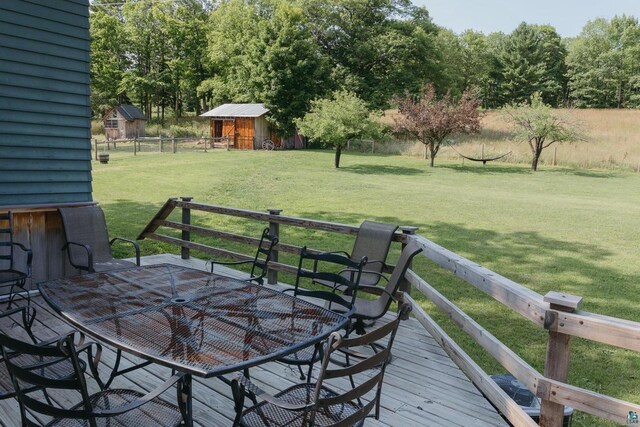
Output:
[[38, 263, 349, 426]]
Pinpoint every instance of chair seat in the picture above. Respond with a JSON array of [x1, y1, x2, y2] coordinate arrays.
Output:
[[46, 389, 182, 427], [240, 383, 362, 427], [91, 259, 137, 273], [0, 269, 27, 286], [278, 344, 321, 366], [0, 352, 79, 399]]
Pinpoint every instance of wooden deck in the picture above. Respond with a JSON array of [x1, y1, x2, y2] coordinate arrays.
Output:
[[0, 254, 508, 427]]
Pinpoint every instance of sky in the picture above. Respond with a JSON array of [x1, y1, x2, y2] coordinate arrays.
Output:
[[415, 0, 640, 37]]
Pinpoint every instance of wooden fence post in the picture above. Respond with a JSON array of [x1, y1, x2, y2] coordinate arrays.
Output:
[[172, 137, 177, 154], [181, 196, 193, 260], [94, 139, 98, 161], [159, 136, 163, 152], [539, 291, 582, 427], [398, 226, 419, 293], [267, 208, 282, 285], [133, 138, 137, 156], [553, 146, 558, 166]]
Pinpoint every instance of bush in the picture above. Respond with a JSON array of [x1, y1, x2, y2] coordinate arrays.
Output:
[[91, 120, 104, 136]]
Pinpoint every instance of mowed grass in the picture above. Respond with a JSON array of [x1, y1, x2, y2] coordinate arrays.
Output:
[[93, 149, 640, 426]]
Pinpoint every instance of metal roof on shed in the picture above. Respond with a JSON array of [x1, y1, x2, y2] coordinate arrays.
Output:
[[115, 104, 147, 121], [200, 103, 269, 118]]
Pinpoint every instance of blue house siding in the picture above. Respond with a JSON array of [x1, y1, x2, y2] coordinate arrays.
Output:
[[0, 0, 92, 207]]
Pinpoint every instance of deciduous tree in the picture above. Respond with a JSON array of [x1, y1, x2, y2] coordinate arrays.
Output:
[[393, 84, 482, 167], [502, 93, 585, 171], [295, 91, 383, 168]]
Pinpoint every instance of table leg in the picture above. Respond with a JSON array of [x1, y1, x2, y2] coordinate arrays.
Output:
[[178, 373, 193, 427]]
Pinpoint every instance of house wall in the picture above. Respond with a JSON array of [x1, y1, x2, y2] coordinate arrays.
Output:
[[0, 0, 93, 289], [0, 0, 93, 206]]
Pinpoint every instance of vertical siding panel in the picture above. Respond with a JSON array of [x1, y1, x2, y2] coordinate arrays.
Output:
[[29, 212, 47, 285], [45, 211, 68, 279], [11, 213, 32, 291]]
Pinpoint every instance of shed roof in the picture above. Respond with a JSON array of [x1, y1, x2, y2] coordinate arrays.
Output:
[[115, 104, 147, 121], [200, 103, 269, 118]]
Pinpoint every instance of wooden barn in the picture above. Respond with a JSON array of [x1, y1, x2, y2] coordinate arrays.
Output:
[[103, 104, 146, 140], [200, 103, 306, 150], [201, 103, 273, 150], [0, 0, 94, 287]]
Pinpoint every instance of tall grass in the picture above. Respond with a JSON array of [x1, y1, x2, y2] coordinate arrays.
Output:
[[378, 109, 640, 171]]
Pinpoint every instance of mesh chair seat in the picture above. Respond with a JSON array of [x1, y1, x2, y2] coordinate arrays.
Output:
[[240, 383, 362, 427], [0, 270, 27, 285], [46, 389, 183, 427], [0, 352, 83, 399], [277, 344, 321, 367], [91, 259, 137, 273]]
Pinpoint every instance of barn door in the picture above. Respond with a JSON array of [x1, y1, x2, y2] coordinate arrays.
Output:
[[235, 118, 255, 150]]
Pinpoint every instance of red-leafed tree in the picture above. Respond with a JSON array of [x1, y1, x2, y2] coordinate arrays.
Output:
[[394, 84, 482, 167]]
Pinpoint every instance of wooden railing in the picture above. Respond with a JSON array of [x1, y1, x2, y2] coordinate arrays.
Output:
[[139, 198, 640, 427]]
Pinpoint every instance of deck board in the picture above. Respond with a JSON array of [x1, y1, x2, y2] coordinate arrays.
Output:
[[0, 254, 508, 426]]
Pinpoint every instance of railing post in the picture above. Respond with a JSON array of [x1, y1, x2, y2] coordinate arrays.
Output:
[[181, 196, 193, 260], [539, 291, 582, 427], [398, 226, 419, 293], [267, 208, 282, 285]]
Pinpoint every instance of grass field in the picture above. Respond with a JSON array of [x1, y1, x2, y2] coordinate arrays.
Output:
[[94, 149, 640, 426]]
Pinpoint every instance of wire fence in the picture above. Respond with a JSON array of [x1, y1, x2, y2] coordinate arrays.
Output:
[[92, 137, 227, 159]]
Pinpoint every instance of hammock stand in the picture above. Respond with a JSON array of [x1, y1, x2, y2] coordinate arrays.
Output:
[[447, 143, 511, 165]]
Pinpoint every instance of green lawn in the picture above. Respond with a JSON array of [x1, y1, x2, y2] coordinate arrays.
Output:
[[94, 149, 640, 426]]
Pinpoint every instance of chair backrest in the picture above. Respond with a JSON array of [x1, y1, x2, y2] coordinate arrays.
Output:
[[295, 247, 367, 313], [0, 212, 14, 271], [311, 303, 412, 426], [248, 228, 279, 283], [359, 242, 423, 321], [59, 206, 113, 266], [346, 221, 398, 286], [0, 331, 94, 426]]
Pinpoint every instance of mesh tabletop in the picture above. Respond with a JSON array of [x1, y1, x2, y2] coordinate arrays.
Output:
[[38, 264, 347, 378]]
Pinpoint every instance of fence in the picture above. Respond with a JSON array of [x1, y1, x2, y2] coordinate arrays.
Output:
[[93, 137, 220, 158], [139, 197, 640, 427]]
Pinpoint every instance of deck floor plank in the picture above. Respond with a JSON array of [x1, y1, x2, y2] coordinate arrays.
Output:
[[0, 254, 508, 426]]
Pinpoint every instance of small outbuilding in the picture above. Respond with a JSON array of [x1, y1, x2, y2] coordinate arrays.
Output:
[[103, 104, 147, 140], [200, 103, 274, 150]]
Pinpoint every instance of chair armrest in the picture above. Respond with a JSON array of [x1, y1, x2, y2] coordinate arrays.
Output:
[[93, 373, 185, 417], [39, 330, 86, 347], [233, 374, 314, 412], [206, 259, 254, 272], [11, 242, 33, 273], [0, 306, 37, 342], [356, 285, 396, 300], [109, 237, 140, 266], [62, 241, 93, 272]]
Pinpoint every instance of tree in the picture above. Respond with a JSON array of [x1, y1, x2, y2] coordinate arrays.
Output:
[[567, 16, 640, 108], [502, 93, 585, 171], [393, 84, 482, 167], [495, 23, 566, 107], [203, 0, 330, 135], [295, 91, 383, 168]]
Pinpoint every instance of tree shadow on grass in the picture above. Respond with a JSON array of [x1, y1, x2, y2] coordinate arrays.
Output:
[[339, 164, 426, 176], [439, 164, 531, 175]]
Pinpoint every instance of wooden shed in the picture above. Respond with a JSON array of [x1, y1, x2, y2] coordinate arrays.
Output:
[[200, 103, 278, 150], [103, 104, 146, 140], [0, 0, 94, 288]]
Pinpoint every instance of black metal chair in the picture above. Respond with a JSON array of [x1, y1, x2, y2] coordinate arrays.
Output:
[[231, 303, 412, 427], [0, 306, 89, 410], [0, 212, 33, 308], [0, 327, 189, 427], [278, 247, 366, 381], [207, 227, 278, 285], [59, 206, 140, 273], [314, 220, 398, 291], [347, 242, 422, 337]]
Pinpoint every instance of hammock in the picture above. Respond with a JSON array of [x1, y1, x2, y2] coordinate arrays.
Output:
[[447, 143, 511, 165]]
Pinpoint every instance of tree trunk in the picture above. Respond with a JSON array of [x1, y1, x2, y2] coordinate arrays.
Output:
[[429, 143, 436, 167], [334, 144, 342, 168], [531, 149, 541, 171]]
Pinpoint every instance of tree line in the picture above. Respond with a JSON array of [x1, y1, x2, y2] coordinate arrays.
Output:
[[90, 0, 640, 133]]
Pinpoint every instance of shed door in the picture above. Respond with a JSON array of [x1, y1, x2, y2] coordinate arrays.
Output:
[[235, 118, 254, 150]]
